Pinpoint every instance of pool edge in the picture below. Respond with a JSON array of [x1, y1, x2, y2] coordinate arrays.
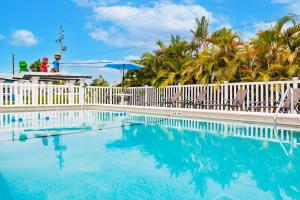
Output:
[[1, 105, 300, 127]]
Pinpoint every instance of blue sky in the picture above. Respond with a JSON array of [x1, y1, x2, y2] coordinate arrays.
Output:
[[0, 0, 299, 83]]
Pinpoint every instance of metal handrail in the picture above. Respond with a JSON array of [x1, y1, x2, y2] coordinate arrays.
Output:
[[273, 87, 293, 125], [272, 127, 290, 156]]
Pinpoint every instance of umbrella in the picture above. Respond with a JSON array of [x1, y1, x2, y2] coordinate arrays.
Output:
[[105, 62, 144, 86]]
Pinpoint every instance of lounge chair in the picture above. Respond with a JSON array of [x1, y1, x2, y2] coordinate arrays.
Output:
[[145, 92, 181, 107], [204, 89, 247, 110], [281, 88, 300, 113], [247, 88, 300, 113], [125, 93, 144, 106], [182, 91, 207, 108], [123, 90, 132, 105]]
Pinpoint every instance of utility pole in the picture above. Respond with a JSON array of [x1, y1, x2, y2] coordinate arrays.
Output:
[[55, 26, 67, 54]]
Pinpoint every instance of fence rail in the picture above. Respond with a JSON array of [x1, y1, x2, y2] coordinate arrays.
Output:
[[1, 78, 300, 114], [0, 83, 82, 106]]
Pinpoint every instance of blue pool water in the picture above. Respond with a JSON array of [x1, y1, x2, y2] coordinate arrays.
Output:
[[0, 110, 300, 200]]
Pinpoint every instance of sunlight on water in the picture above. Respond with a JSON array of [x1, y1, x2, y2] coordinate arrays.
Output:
[[0, 110, 300, 200]]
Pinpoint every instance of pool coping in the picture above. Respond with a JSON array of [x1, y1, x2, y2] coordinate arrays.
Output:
[[1, 105, 300, 127]]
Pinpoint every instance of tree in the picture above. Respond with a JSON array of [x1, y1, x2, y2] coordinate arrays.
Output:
[[190, 16, 209, 54], [29, 60, 41, 72], [122, 13, 300, 87], [90, 75, 109, 86], [154, 35, 191, 86]]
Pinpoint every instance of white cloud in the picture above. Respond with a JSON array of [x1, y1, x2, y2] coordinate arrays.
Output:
[[123, 55, 140, 61], [254, 21, 275, 31], [89, 27, 146, 47], [89, 28, 109, 42], [10, 30, 38, 47], [240, 21, 275, 40], [88, 2, 219, 47], [271, 0, 300, 13], [239, 18, 298, 41], [240, 31, 255, 41]]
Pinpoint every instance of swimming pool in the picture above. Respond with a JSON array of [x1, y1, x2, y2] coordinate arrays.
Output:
[[0, 110, 299, 200]]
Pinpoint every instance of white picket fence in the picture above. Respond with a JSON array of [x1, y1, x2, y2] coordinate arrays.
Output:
[[0, 83, 82, 106], [84, 78, 300, 113], [0, 78, 300, 114]]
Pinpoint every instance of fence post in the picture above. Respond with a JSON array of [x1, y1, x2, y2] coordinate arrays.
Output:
[[68, 80, 76, 105], [109, 86, 113, 105], [13, 82, 19, 106], [144, 85, 148, 106], [47, 82, 53, 105], [292, 77, 299, 89], [17, 80, 24, 105], [178, 83, 182, 108], [292, 77, 299, 114], [31, 77, 39, 106], [79, 79, 85, 105], [0, 80, 3, 106], [224, 81, 228, 110]]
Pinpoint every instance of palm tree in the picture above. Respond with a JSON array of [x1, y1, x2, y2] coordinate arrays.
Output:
[[190, 16, 209, 54], [90, 75, 109, 86], [208, 28, 243, 82], [121, 13, 299, 87], [273, 14, 300, 52], [181, 49, 216, 84], [152, 35, 191, 86]]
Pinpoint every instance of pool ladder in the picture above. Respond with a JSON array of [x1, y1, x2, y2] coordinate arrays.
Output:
[[273, 87, 293, 125], [273, 86, 297, 156]]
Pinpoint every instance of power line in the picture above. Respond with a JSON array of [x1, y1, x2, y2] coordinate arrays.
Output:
[[61, 61, 112, 64], [65, 13, 299, 61], [67, 35, 191, 60], [68, 3, 191, 60], [43, 61, 112, 68], [71, 2, 172, 59], [69, 43, 151, 58], [61, 66, 106, 68]]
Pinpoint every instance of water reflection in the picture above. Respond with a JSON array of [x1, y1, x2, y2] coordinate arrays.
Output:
[[106, 115, 300, 199], [16, 133, 67, 170], [1, 111, 300, 199], [52, 135, 66, 170]]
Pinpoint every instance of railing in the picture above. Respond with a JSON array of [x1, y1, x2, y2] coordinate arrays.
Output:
[[84, 78, 300, 114], [0, 78, 300, 114], [0, 83, 82, 106]]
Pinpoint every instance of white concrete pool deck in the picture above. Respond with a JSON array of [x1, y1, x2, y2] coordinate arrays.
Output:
[[1, 105, 300, 127]]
